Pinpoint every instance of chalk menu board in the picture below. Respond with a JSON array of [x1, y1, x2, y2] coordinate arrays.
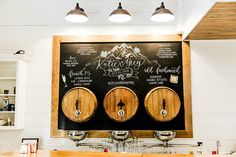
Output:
[[58, 41, 185, 130]]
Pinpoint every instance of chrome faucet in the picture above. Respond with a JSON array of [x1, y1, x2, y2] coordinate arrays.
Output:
[[216, 140, 221, 154]]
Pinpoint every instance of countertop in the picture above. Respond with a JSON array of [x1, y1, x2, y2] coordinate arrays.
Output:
[[0, 150, 234, 157]]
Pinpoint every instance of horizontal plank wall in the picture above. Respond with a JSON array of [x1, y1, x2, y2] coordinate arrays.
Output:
[[186, 2, 236, 40], [0, 25, 236, 152], [51, 35, 193, 138]]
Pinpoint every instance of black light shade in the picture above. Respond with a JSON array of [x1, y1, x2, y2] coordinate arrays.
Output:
[[151, 2, 175, 22], [65, 3, 88, 23], [109, 2, 132, 23], [13, 50, 25, 55]]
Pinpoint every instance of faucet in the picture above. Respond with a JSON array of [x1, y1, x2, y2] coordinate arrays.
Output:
[[216, 140, 221, 154]]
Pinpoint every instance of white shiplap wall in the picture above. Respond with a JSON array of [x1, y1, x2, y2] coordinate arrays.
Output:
[[190, 40, 236, 153], [0, 25, 236, 153]]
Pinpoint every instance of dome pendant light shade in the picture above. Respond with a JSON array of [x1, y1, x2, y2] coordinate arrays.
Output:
[[65, 3, 88, 23], [109, 2, 132, 23], [151, 2, 175, 22]]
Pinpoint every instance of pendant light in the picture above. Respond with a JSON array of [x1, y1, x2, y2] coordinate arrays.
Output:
[[109, 2, 132, 23], [65, 3, 88, 23], [151, 2, 175, 22]]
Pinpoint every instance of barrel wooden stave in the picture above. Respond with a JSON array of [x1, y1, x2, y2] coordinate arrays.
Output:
[[104, 86, 139, 122], [62, 87, 97, 123], [144, 86, 181, 122]]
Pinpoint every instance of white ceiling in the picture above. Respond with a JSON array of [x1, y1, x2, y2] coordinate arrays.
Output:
[[0, 0, 178, 26], [1, 0, 231, 37]]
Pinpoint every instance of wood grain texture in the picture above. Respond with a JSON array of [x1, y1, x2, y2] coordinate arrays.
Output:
[[1, 150, 230, 157], [0, 150, 142, 157], [186, 2, 236, 40], [104, 86, 139, 122], [180, 41, 192, 138], [51, 35, 192, 138], [57, 34, 182, 43], [51, 36, 66, 137], [61, 87, 97, 123], [143, 154, 193, 157], [144, 87, 181, 122]]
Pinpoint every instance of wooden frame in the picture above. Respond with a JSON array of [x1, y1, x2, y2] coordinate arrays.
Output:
[[51, 35, 192, 138]]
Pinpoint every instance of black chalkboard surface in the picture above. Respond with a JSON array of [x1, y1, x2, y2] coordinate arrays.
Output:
[[58, 41, 184, 130]]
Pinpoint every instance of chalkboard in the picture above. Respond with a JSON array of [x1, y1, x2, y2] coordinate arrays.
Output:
[[51, 35, 192, 138]]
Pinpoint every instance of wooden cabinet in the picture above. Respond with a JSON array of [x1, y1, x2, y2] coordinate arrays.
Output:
[[0, 55, 29, 130]]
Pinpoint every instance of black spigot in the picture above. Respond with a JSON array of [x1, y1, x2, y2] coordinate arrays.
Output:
[[117, 99, 125, 110]]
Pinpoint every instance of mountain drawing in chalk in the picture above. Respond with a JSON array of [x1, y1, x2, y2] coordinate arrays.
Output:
[[96, 43, 154, 64]]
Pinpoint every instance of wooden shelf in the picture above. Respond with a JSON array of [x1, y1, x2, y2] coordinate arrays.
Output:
[[0, 77, 16, 80], [0, 94, 16, 97], [0, 126, 22, 130], [0, 111, 15, 114], [0, 56, 28, 130]]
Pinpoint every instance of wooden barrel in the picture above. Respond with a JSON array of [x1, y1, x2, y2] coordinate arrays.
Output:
[[61, 87, 97, 123], [144, 86, 181, 122], [103, 86, 139, 122]]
